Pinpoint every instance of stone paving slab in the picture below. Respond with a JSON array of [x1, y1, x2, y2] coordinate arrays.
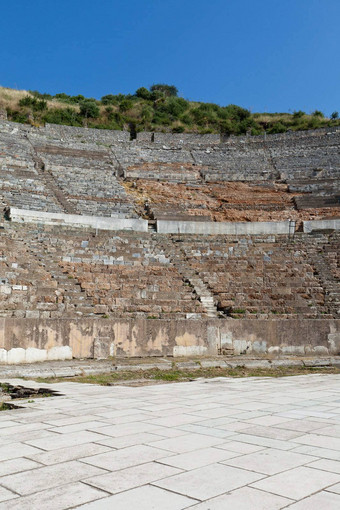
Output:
[[0, 374, 339, 508]]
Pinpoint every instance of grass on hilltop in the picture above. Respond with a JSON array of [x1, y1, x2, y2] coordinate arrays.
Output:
[[1, 84, 339, 136]]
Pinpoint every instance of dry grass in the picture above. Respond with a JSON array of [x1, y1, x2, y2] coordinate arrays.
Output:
[[0, 86, 30, 109], [0, 86, 78, 112]]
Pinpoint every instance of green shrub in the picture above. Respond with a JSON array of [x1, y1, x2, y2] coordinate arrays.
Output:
[[119, 99, 133, 112], [55, 93, 71, 102], [312, 110, 324, 117], [152, 111, 171, 125], [43, 107, 81, 126], [19, 95, 47, 111], [172, 125, 185, 133], [79, 99, 100, 118], [29, 90, 53, 100], [136, 87, 152, 100], [179, 113, 193, 126], [331, 111, 339, 119], [268, 122, 287, 134], [141, 105, 153, 122], [150, 84, 178, 97], [224, 104, 251, 121], [293, 110, 305, 118], [8, 110, 28, 123], [158, 97, 189, 117]]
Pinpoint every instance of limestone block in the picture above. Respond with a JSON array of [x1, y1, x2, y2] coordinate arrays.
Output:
[[173, 345, 208, 357], [0, 349, 8, 363], [25, 348, 48, 363], [0, 285, 12, 295], [7, 348, 26, 364], [47, 346, 73, 361]]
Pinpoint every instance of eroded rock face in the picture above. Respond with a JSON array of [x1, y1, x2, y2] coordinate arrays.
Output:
[[126, 180, 340, 225]]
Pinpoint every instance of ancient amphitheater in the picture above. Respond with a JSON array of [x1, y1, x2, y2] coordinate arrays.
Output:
[[0, 120, 339, 363]]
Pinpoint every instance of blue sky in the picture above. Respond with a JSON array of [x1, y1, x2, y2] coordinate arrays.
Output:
[[1, 0, 339, 114]]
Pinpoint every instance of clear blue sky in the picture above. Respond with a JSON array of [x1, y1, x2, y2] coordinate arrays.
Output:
[[1, 0, 339, 114]]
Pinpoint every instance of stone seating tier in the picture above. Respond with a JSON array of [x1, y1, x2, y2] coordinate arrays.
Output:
[[0, 222, 339, 319], [1, 121, 339, 219]]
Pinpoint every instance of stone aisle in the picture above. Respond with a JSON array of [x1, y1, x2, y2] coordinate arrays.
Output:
[[0, 375, 340, 509]]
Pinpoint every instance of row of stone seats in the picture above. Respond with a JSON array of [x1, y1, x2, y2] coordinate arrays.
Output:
[[195, 130, 340, 185], [322, 235, 340, 280], [1, 221, 339, 319], [0, 232, 62, 318], [1, 119, 339, 219], [61, 263, 202, 318], [44, 123, 130, 143], [173, 233, 339, 318], [29, 135, 138, 218], [55, 231, 205, 318], [0, 131, 64, 213], [0, 223, 205, 319]]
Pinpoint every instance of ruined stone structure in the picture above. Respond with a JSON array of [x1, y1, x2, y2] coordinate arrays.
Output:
[[0, 120, 339, 363]]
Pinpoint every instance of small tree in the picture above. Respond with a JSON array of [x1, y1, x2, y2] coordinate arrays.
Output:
[[136, 87, 151, 100], [292, 110, 305, 119], [150, 84, 178, 97], [331, 111, 339, 119], [311, 110, 324, 118]]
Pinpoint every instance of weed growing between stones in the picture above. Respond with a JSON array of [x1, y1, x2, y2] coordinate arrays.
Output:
[[33, 365, 340, 387]]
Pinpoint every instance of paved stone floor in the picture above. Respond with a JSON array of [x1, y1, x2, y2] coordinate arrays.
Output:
[[0, 374, 340, 509]]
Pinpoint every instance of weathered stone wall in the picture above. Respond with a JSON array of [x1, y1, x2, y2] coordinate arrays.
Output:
[[0, 317, 339, 363], [152, 132, 221, 146], [9, 207, 148, 231], [45, 123, 130, 143], [303, 219, 340, 233], [156, 219, 292, 235]]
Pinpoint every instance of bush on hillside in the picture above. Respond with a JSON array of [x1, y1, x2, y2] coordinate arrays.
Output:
[[157, 97, 189, 117], [119, 99, 133, 112], [29, 90, 53, 100], [267, 122, 287, 134], [136, 87, 152, 100], [79, 99, 100, 118], [312, 110, 324, 118], [150, 84, 178, 97], [19, 95, 47, 111], [42, 107, 81, 126], [293, 110, 305, 119]]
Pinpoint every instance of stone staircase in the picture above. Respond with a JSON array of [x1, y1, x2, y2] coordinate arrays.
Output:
[[21, 236, 99, 317], [157, 237, 220, 318], [27, 138, 78, 215], [309, 244, 340, 317]]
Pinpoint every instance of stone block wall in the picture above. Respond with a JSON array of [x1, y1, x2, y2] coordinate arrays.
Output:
[[152, 132, 221, 146], [45, 123, 130, 143], [0, 317, 339, 363]]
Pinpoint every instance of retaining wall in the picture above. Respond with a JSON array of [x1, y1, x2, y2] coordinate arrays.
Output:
[[156, 220, 292, 235], [0, 318, 339, 363], [303, 219, 340, 233], [9, 208, 148, 232]]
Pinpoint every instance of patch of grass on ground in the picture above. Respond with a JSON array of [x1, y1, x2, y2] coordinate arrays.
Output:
[[32, 365, 340, 386]]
